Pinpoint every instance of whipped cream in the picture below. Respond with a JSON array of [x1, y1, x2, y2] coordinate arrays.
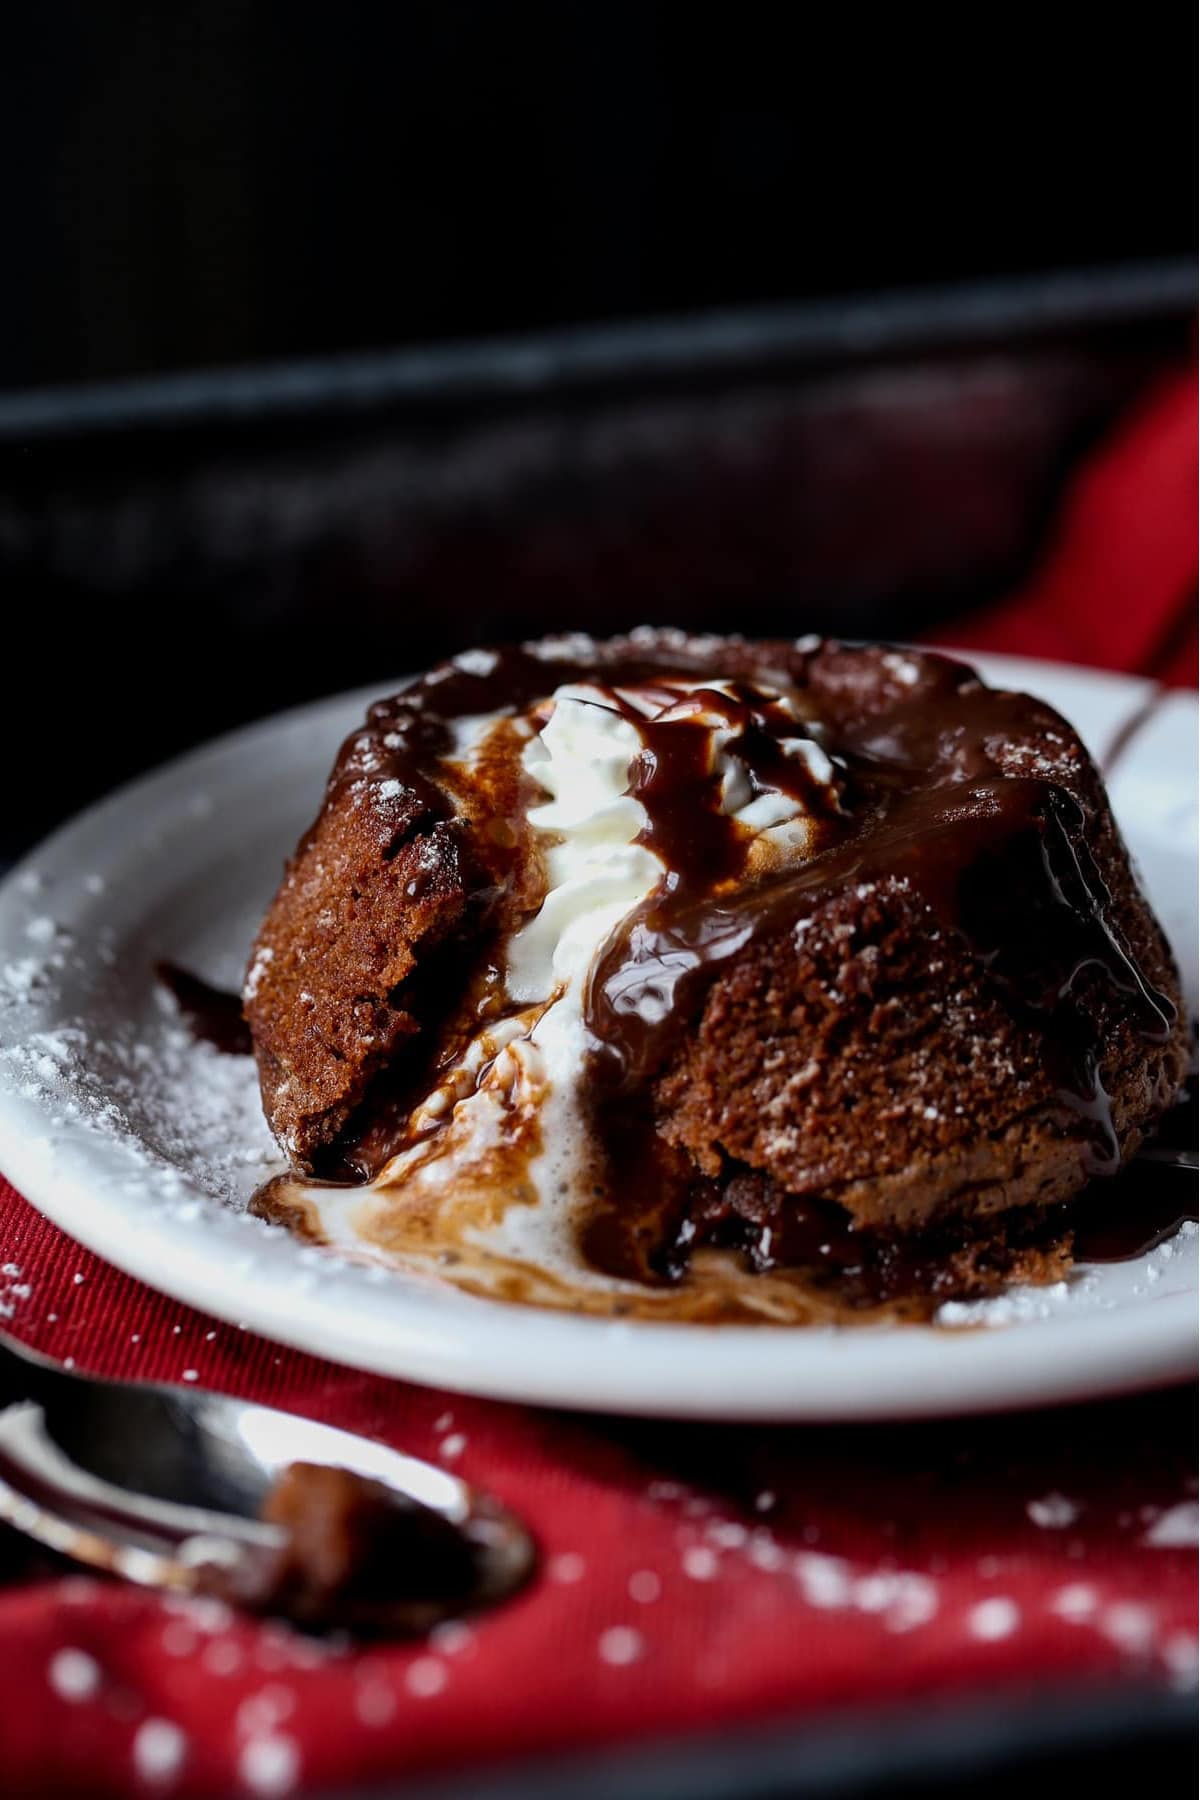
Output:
[[506, 687, 660, 1005], [303, 675, 841, 1282]]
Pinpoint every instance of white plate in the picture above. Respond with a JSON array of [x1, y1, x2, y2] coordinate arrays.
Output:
[[0, 652, 1195, 1419]]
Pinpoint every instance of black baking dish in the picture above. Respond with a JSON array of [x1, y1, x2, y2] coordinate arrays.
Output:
[[0, 258, 1193, 868]]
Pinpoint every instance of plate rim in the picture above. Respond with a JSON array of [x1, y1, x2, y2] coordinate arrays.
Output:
[[0, 650, 1195, 1420]]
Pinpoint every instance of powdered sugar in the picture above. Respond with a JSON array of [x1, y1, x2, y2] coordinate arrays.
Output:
[[1, 1010, 277, 1208], [242, 947, 273, 1002], [547, 1551, 587, 1584], [0, 1259, 31, 1320], [1049, 1582, 1097, 1621], [681, 1545, 720, 1581], [937, 1281, 1075, 1328], [628, 1569, 662, 1603]]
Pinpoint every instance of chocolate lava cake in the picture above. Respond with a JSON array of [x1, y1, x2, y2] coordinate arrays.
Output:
[[243, 632, 1189, 1308]]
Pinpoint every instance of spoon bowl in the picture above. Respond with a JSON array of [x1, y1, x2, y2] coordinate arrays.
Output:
[[0, 1332, 534, 1630]]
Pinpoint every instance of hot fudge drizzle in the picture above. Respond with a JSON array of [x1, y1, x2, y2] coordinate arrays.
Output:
[[243, 636, 1188, 1312]]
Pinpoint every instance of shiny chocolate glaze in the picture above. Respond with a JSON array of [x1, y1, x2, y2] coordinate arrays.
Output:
[[587, 680, 1174, 1140], [1072, 1078, 1198, 1262], [342, 640, 1174, 1152], [244, 636, 1187, 1311], [573, 651, 1175, 1286]]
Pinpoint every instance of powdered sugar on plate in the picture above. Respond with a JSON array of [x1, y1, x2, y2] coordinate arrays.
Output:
[[0, 916, 277, 1212]]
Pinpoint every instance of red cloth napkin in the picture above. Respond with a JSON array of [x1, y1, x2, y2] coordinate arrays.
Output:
[[932, 367, 1197, 685], [1, 366, 1197, 1798]]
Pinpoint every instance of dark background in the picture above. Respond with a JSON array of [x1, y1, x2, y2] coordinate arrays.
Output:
[[0, 4, 1193, 866], [0, 2, 1193, 392]]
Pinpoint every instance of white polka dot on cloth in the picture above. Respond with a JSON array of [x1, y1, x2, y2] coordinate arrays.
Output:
[[598, 1627, 644, 1666], [405, 1657, 447, 1698], [628, 1570, 662, 1604], [48, 1648, 100, 1702], [967, 1597, 1020, 1641], [354, 1681, 397, 1727], [681, 1546, 719, 1582], [131, 1718, 187, 1785], [238, 1734, 301, 1796]]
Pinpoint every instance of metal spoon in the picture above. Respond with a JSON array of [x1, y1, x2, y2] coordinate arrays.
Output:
[[0, 1331, 534, 1631]]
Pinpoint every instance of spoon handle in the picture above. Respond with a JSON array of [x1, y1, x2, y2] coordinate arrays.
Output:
[[0, 1388, 282, 1602]]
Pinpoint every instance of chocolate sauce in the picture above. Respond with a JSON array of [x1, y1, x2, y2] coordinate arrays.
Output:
[[585, 682, 1175, 1173], [579, 1146, 1045, 1312], [565, 653, 1175, 1288], [332, 636, 837, 845], [1071, 1166, 1198, 1263], [254, 635, 1186, 1312], [625, 679, 840, 894], [312, 636, 842, 1185], [156, 962, 251, 1056], [578, 1109, 1198, 1309], [1072, 1080, 1198, 1261], [250, 1461, 491, 1632]]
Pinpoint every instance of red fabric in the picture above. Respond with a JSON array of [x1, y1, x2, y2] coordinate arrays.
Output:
[[931, 368, 1198, 685], [1, 370, 1197, 1797], [0, 1186, 1196, 1800]]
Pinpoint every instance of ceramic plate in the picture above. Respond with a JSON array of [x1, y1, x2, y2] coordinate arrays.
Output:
[[0, 652, 1195, 1419]]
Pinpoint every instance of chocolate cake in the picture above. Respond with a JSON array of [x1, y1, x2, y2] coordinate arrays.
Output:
[[243, 632, 1189, 1314]]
